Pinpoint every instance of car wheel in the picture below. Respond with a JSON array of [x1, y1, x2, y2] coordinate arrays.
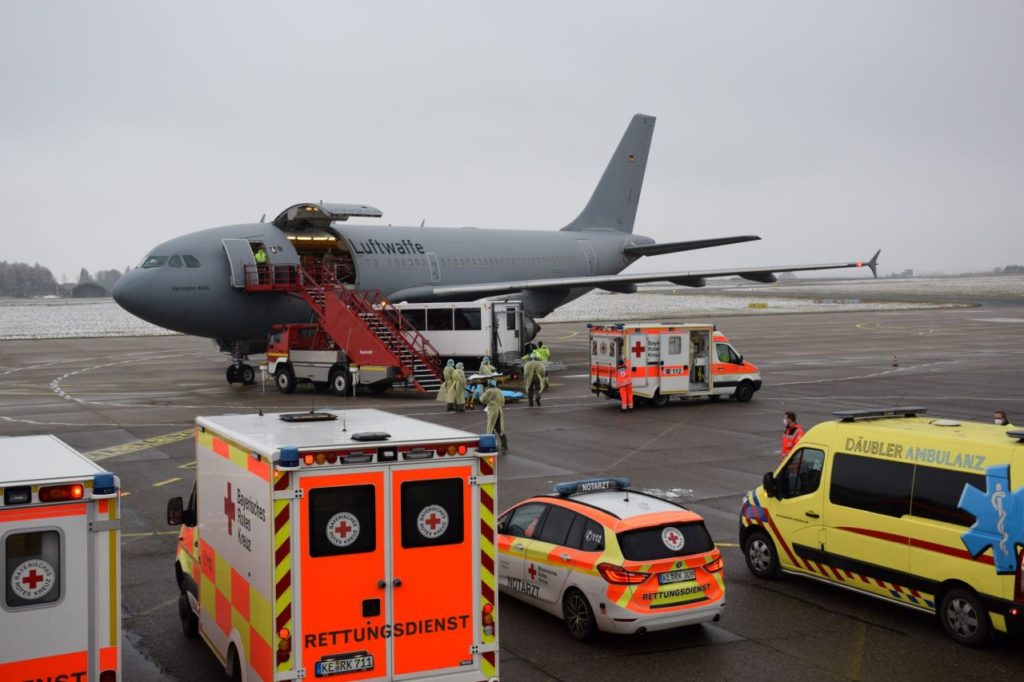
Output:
[[329, 369, 348, 396], [743, 530, 779, 579], [228, 645, 243, 682], [178, 589, 199, 638], [240, 364, 256, 385], [225, 365, 238, 384], [275, 367, 296, 394], [563, 589, 598, 642], [652, 392, 670, 407], [940, 588, 990, 647], [733, 381, 754, 403]]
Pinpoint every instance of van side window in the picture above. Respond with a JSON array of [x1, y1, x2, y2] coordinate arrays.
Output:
[[779, 448, 826, 498], [668, 336, 682, 354], [830, 453, 913, 517], [427, 309, 453, 331], [5, 530, 61, 608], [716, 343, 740, 364], [308, 485, 376, 557], [400, 478, 464, 549], [910, 466, 984, 527], [453, 308, 482, 331]]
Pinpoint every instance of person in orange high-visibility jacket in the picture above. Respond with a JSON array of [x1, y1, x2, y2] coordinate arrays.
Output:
[[781, 411, 804, 458], [616, 358, 633, 411]]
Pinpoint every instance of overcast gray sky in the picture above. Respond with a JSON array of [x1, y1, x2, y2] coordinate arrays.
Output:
[[2, 1, 1022, 281]]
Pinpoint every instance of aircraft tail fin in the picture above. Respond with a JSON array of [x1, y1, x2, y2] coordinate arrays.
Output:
[[561, 114, 655, 234]]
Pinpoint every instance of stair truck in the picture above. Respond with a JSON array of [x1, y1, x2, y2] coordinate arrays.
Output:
[[0, 435, 121, 681], [168, 408, 501, 681], [589, 322, 762, 405]]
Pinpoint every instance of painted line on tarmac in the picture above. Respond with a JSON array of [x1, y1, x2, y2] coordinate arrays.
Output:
[[83, 428, 195, 462], [554, 331, 579, 340], [152, 477, 182, 488]]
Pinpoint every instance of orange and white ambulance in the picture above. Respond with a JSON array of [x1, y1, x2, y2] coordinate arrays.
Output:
[[168, 408, 501, 681], [0, 435, 121, 681], [589, 323, 762, 405]]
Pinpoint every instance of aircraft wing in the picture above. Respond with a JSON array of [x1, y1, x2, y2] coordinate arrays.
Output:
[[397, 250, 880, 301]]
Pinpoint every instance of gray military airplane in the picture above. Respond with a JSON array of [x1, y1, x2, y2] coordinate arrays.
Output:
[[113, 114, 879, 384]]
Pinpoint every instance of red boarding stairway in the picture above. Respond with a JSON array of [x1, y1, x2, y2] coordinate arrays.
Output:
[[245, 263, 443, 392]]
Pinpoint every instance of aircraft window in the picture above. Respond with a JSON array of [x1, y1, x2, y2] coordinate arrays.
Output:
[[454, 308, 482, 331], [427, 309, 453, 331], [168, 255, 183, 268], [183, 255, 201, 268], [140, 256, 167, 269]]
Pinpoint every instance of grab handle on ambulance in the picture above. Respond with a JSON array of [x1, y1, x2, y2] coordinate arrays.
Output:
[[805, 511, 820, 519]]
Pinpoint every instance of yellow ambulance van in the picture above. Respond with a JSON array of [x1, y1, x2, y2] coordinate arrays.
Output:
[[739, 407, 1024, 646]]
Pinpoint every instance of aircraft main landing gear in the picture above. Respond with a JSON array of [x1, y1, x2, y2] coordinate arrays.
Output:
[[225, 343, 256, 385]]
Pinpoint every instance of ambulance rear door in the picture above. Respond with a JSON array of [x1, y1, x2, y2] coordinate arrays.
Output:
[[391, 460, 477, 677], [297, 459, 480, 680], [626, 333, 653, 394], [1, 499, 93, 679], [659, 331, 689, 394], [298, 466, 388, 681], [589, 332, 618, 391]]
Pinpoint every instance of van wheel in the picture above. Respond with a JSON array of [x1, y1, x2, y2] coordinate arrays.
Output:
[[329, 369, 348, 396], [563, 589, 598, 641], [652, 392, 670, 407], [275, 367, 296, 394], [178, 589, 199, 638], [227, 645, 243, 681], [733, 381, 754, 403], [743, 530, 779, 579], [940, 588, 990, 647]]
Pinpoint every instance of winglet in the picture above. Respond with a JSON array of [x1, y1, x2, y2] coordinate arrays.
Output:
[[866, 249, 881, 278]]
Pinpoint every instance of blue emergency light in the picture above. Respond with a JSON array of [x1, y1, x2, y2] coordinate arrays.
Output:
[[554, 477, 630, 497], [92, 473, 117, 496], [278, 446, 300, 470], [478, 434, 497, 453]]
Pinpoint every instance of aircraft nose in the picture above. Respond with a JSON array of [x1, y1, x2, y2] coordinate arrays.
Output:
[[112, 270, 152, 317]]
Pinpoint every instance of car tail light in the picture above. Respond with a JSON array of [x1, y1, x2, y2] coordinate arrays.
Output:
[[39, 484, 84, 502], [457, 444, 468, 455], [276, 627, 292, 665], [99, 671, 117, 682], [705, 556, 724, 572], [597, 563, 649, 585]]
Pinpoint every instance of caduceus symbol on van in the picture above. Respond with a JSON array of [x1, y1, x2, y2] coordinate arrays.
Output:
[[959, 464, 1024, 575]]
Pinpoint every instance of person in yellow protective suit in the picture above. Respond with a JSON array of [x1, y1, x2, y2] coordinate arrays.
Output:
[[473, 356, 497, 404], [534, 341, 551, 361], [436, 359, 456, 411], [523, 353, 547, 407], [479, 380, 508, 452], [453, 362, 467, 412]]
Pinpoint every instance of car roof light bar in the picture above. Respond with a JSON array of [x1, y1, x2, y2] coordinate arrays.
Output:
[[834, 406, 927, 422]]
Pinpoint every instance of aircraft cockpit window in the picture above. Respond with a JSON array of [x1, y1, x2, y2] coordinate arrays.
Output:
[[168, 256, 183, 268], [140, 256, 168, 269], [183, 255, 201, 268]]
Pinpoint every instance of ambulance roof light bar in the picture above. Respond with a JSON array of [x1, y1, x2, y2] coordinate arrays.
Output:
[[554, 477, 631, 497], [92, 473, 118, 498], [834, 406, 927, 422], [278, 446, 300, 470]]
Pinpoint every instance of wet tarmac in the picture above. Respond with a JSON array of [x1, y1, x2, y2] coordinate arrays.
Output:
[[2, 303, 1023, 680]]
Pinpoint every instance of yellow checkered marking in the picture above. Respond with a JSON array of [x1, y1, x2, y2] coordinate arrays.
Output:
[[197, 430, 258, 472], [274, 471, 293, 673], [480, 481, 497, 679]]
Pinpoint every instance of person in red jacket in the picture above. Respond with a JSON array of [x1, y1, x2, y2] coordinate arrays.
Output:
[[615, 358, 634, 411], [781, 411, 804, 459]]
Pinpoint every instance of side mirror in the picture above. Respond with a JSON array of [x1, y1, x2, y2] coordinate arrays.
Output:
[[737, 355, 744, 365], [762, 472, 777, 499], [496, 519, 508, 534], [167, 496, 184, 526]]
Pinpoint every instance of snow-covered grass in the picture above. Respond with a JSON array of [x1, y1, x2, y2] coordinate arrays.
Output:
[[0, 299, 177, 340]]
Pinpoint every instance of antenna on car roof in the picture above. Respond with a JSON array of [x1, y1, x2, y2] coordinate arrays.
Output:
[[624, 488, 630, 502]]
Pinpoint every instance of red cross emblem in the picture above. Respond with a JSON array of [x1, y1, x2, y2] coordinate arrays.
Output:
[[224, 482, 236, 536], [21, 569, 44, 590], [631, 340, 646, 358], [424, 513, 442, 531], [334, 519, 353, 538], [667, 531, 680, 545], [528, 564, 537, 580]]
